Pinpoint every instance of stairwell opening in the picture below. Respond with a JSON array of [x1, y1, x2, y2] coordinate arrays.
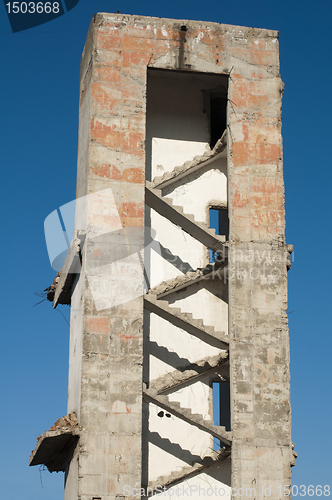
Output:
[[146, 68, 228, 182], [144, 67, 230, 487]]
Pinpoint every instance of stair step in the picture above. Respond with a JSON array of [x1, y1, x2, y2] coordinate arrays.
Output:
[[149, 260, 228, 299], [150, 352, 229, 394], [145, 182, 226, 252], [152, 130, 228, 190], [148, 447, 230, 495], [144, 294, 229, 349], [144, 389, 232, 446]]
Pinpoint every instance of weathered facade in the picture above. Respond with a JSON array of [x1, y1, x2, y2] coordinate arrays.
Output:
[[30, 13, 295, 500]]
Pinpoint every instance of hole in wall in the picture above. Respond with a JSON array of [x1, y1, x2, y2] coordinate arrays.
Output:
[[209, 208, 229, 262], [210, 94, 227, 149], [212, 381, 231, 451]]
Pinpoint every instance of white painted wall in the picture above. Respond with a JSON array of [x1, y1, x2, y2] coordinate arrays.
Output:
[[146, 69, 230, 491]]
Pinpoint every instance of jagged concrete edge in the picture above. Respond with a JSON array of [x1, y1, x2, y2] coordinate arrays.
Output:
[[53, 233, 85, 308], [29, 428, 81, 466], [149, 259, 228, 297], [150, 353, 229, 394], [148, 449, 230, 495], [152, 129, 227, 189]]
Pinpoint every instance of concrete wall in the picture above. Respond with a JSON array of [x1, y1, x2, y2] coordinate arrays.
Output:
[[65, 13, 292, 500]]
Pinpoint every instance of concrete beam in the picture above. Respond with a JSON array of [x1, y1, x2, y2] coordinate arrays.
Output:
[[150, 353, 229, 394], [150, 260, 228, 299]]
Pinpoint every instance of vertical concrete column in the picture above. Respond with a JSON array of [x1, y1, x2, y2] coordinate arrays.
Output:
[[228, 34, 292, 499], [66, 15, 149, 500]]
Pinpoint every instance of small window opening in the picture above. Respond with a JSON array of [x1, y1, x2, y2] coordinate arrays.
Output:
[[209, 208, 229, 262], [210, 95, 227, 149], [212, 381, 231, 451]]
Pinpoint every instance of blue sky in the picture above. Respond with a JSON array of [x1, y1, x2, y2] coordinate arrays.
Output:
[[0, 1, 331, 498]]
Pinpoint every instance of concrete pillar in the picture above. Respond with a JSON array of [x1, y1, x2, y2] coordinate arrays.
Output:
[[228, 45, 292, 496], [65, 15, 147, 500]]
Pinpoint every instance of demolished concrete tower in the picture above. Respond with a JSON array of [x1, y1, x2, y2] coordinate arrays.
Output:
[[30, 13, 295, 500]]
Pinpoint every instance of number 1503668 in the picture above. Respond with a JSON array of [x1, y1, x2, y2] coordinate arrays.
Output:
[[279, 485, 330, 496], [5, 2, 60, 14]]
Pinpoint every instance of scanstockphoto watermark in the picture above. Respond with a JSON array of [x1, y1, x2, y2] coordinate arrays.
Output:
[[122, 484, 231, 497], [122, 484, 331, 498]]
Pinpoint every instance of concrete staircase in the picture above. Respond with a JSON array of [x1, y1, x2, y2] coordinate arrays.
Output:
[[152, 130, 227, 190], [149, 260, 228, 299], [147, 449, 230, 496], [146, 182, 226, 252], [144, 389, 232, 446], [144, 294, 229, 349], [150, 353, 229, 394], [145, 134, 231, 490]]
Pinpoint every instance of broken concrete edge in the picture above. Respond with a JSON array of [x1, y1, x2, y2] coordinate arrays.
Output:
[[286, 244, 294, 271], [29, 428, 80, 467], [291, 441, 298, 466], [53, 232, 85, 308], [149, 258, 228, 298], [29, 412, 81, 472], [148, 448, 231, 496], [45, 272, 61, 302], [152, 130, 227, 189], [150, 352, 229, 394], [95, 12, 280, 40]]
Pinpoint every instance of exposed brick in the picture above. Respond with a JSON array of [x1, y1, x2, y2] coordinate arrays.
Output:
[[251, 209, 284, 227], [86, 316, 109, 335], [232, 178, 250, 208], [231, 75, 247, 108], [121, 168, 145, 183], [91, 82, 121, 114], [251, 177, 283, 194], [122, 35, 155, 53], [249, 49, 275, 66], [90, 118, 121, 149], [90, 164, 121, 180], [120, 131, 145, 155], [248, 94, 269, 108], [122, 51, 151, 68], [94, 65, 121, 85], [95, 32, 121, 51], [232, 141, 249, 167], [120, 201, 144, 218]]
